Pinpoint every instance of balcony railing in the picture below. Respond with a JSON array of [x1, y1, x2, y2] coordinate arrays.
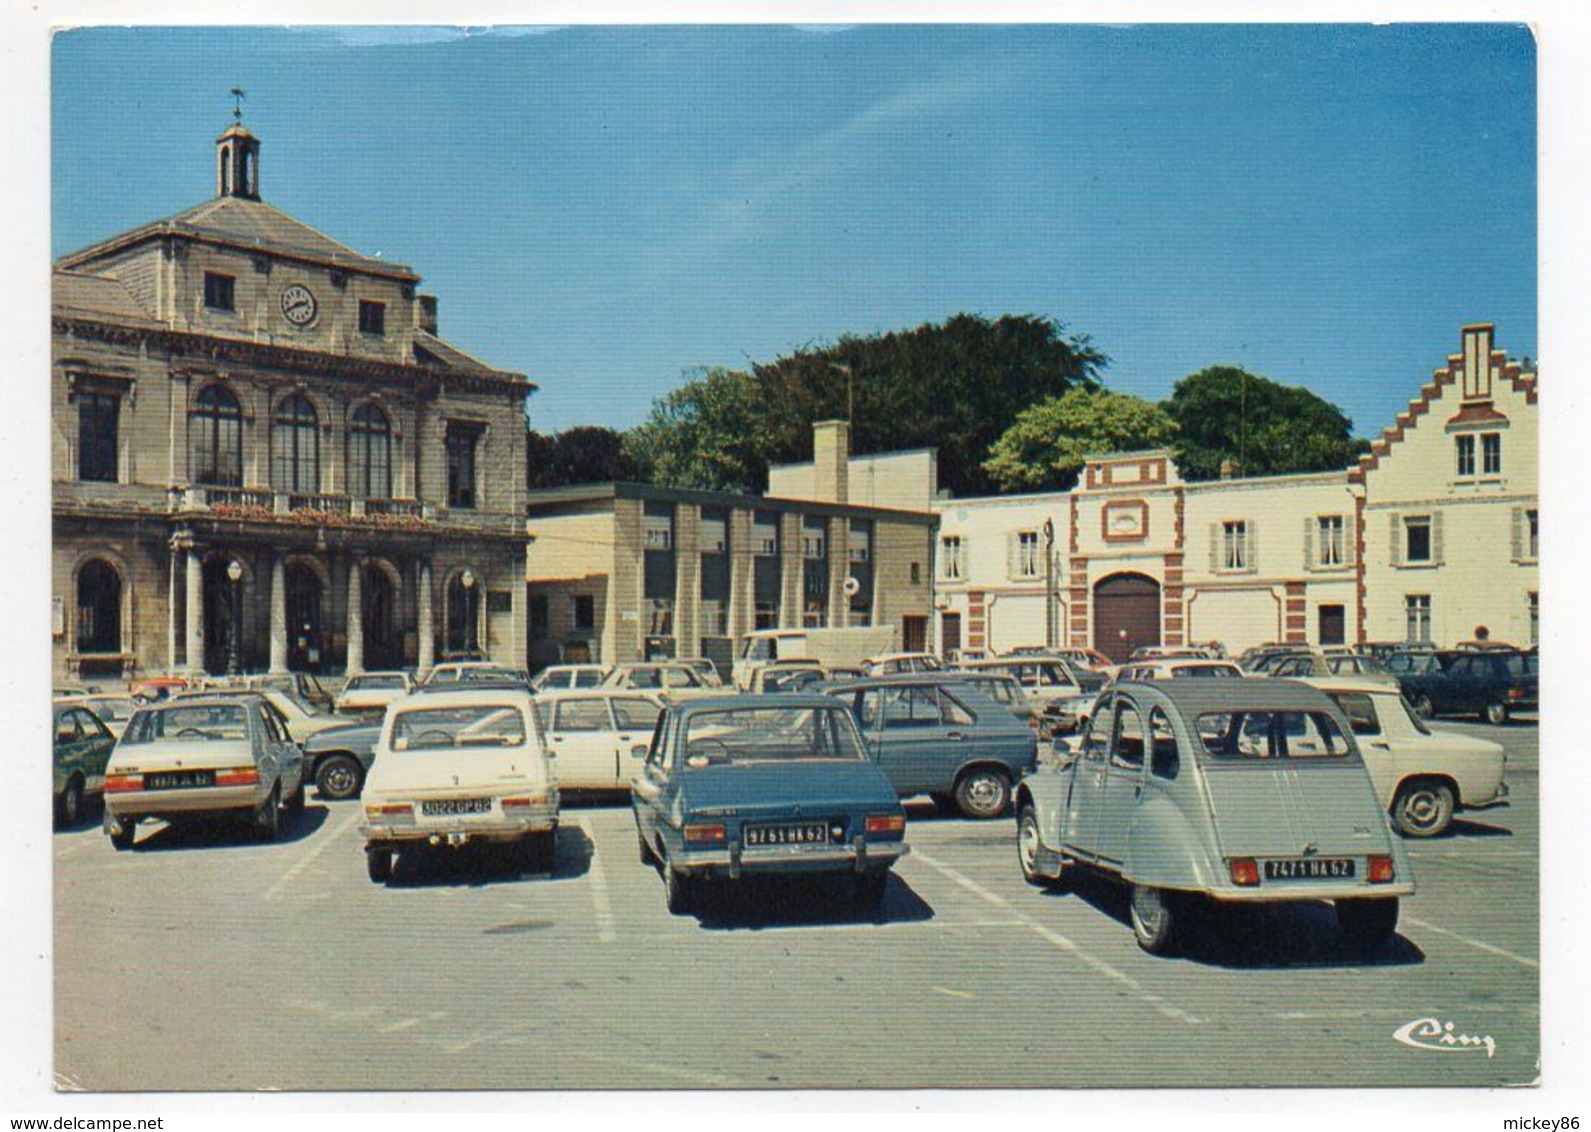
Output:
[[288, 492, 353, 515], [178, 487, 434, 524], [364, 498, 424, 518]]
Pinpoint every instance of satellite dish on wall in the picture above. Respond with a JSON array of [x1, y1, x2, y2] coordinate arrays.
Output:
[[842, 576, 862, 597]]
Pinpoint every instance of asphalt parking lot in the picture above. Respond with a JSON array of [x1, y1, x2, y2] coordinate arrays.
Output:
[[53, 719, 1538, 1092]]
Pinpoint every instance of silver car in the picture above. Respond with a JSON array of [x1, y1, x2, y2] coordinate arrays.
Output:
[[1014, 680, 1415, 955], [103, 697, 307, 849]]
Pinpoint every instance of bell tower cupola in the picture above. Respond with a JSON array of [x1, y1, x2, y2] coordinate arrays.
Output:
[[215, 88, 260, 200]]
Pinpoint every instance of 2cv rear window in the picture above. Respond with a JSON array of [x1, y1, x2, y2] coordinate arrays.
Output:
[[1197, 710, 1352, 761]]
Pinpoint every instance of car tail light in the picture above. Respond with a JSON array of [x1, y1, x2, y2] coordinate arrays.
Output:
[[1228, 858, 1261, 887], [865, 814, 906, 836], [364, 802, 414, 822], [1367, 855, 1396, 884], [1508, 687, 1526, 701], [104, 773, 143, 793], [501, 795, 546, 811], [214, 768, 260, 788], [682, 823, 726, 845]]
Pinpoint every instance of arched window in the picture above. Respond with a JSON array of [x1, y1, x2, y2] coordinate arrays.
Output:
[[348, 403, 391, 499], [76, 559, 122, 654], [191, 384, 242, 487], [271, 394, 319, 493]]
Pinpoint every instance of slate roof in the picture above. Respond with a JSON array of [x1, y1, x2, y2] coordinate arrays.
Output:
[[51, 270, 160, 327]]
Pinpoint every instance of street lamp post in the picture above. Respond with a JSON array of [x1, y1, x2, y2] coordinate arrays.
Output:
[[461, 568, 478, 656], [225, 558, 244, 676]]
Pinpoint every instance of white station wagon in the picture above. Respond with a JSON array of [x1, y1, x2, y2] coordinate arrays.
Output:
[[534, 690, 665, 791], [360, 690, 558, 882]]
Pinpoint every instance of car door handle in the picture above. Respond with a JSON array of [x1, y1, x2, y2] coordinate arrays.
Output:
[[1368, 740, 1391, 750], [551, 735, 565, 742], [946, 731, 968, 741]]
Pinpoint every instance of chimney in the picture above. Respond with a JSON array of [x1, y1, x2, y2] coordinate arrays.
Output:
[[812, 420, 850, 505], [1219, 458, 1241, 480], [416, 294, 439, 335]]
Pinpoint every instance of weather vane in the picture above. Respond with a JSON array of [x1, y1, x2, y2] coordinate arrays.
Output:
[[230, 87, 246, 124]]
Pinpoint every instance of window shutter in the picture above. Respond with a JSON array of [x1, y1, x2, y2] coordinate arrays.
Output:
[[1432, 511, 1444, 564], [1510, 507, 1523, 562], [1209, 523, 1219, 570], [1248, 521, 1259, 572], [1302, 516, 1315, 571], [1006, 532, 1018, 581], [1389, 514, 1403, 566]]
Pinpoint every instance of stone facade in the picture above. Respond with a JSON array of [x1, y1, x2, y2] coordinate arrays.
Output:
[[53, 123, 530, 684]]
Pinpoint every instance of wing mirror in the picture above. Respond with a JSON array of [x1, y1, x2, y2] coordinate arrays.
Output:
[[631, 744, 650, 760]]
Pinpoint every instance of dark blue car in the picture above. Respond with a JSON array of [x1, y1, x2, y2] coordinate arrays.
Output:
[[630, 695, 909, 914]]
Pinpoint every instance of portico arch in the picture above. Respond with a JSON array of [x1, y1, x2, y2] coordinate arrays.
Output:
[[1093, 572, 1161, 664]]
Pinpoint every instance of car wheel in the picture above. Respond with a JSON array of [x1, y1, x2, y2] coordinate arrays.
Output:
[[1017, 803, 1064, 887], [954, 767, 1011, 819], [315, 755, 363, 801], [55, 776, 84, 830], [534, 831, 557, 873], [105, 810, 135, 851], [285, 774, 307, 815], [253, 786, 281, 842], [854, 869, 889, 907], [663, 862, 695, 915], [367, 846, 393, 884], [1129, 884, 1180, 955], [1337, 897, 1399, 952], [1392, 779, 1455, 838], [1484, 700, 1509, 726], [1411, 695, 1434, 720]]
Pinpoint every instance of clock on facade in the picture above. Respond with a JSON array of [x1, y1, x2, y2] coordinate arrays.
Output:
[[279, 284, 318, 326]]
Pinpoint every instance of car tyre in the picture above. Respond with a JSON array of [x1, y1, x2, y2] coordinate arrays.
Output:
[[314, 754, 364, 801], [1017, 803, 1065, 887], [285, 774, 307, 815], [1337, 897, 1399, 952], [1129, 884, 1181, 955], [367, 846, 393, 884], [1411, 694, 1434, 720], [1392, 779, 1456, 838], [55, 776, 84, 830], [954, 766, 1011, 819], [853, 869, 889, 907], [532, 831, 557, 873], [253, 786, 281, 842], [1483, 700, 1509, 726], [105, 810, 135, 851], [664, 862, 695, 915]]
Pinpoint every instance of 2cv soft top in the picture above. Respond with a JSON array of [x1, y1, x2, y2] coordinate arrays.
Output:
[[1014, 678, 1415, 954]]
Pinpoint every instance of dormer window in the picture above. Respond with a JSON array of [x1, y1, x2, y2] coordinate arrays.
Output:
[[359, 300, 386, 336], [204, 272, 235, 312]]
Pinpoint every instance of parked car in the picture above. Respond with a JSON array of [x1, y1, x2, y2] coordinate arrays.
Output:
[[424, 661, 530, 686], [678, 658, 725, 686], [864, 652, 944, 676], [1112, 659, 1246, 683], [629, 695, 909, 912], [823, 678, 1037, 817], [334, 671, 414, 716], [240, 672, 337, 713], [1262, 652, 1332, 679], [1013, 680, 1415, 954], [1321, 653, 1401, 689], [127, 675, 191, 704], [1354, 642, 1409, 661], [360, 689, 559, 882], [533, 690, 665, 790], [1299, 677, 1508, 837], [53, 700, 116, 827], [172, 686, 342, 743], [1051, 647, 1118, 679], [956, 656, 1106, 713], [77, 694, 140, 739], [530, 664, 610, 693], [102, 697, 307, 849], [301, 718, 382, 801], [1395, 649, 1538, 724], [747, 664, 829, 695], [601, 662, 721, 701]]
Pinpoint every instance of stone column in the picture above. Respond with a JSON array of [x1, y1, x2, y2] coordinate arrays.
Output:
[[417, 561, 435, 676], [828, 516, 849, 629], [727, 509, 754, 643], [674, 503, 701, 661], [184, 548, 204, 678], [166, 544, 178, 675], [268, 556, 289, 674], [779, 513, 803, 629], [346, 556, 365, 676]]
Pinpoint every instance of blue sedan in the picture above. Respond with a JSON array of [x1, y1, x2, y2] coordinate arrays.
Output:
[[630, 695, 910, 914]]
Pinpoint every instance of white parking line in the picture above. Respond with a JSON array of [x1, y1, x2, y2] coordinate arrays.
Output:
[[574, 816, 617, 943], [53, 837, 99, 860], [911, 850, 1202, 1026], [265, 807, 363, 902], [1404, 915, 1539, 970]]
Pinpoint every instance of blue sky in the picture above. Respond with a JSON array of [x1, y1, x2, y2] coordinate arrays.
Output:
[[51, 24, 1536, 440]]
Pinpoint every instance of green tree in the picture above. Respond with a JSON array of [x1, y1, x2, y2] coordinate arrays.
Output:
[[623, 367, 775, 492], [527, 426, 638, 488], [1164, 366, 1370, 481], [982, 388, 1179, 491]]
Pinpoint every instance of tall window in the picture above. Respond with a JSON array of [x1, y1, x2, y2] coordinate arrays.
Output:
[[1455, 434, 1476, 477], [77, 391, 119, 483], [1404, 516, 1432, 563], [573, 594, 595, 631], [643, 510, 673, 550], [1317, 515, 1344, 567], [75, 558, 122, 654], [1015, 530, 1041, 578], [1527, 509, 1538, 559], [802, 523, 826, 559], [271, 394, 319, 493], [203, 272, 235, 312], [446, 422, 483, 509], [753, 515, 778, 556], [1482, 432, 1502, 476], [191, 384, 242, 487], [1222, 521, 1248, 570], [700, 599, 727, 637], [348, 403, 392, 499], [1529, 592, 1538, 645], [529, 594, 549, 638], [358, 300, 386, 336], [647, 598, 674, 636], [941, 535, 963, 581], [754, 601, 778, 630], [1404, 594, 1431, 643]]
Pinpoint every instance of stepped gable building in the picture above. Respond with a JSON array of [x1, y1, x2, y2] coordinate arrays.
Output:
[[930, 323, 1538, 662], [53, 120, 531, 683]]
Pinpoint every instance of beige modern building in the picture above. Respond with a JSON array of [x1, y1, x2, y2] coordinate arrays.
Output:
[[52, 121, 531, 684], [930, 323, 1538, 662], [525, 421, 938, 673]]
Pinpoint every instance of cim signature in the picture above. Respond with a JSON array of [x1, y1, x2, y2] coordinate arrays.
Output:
[[1393, 1017, 1497, 1059]]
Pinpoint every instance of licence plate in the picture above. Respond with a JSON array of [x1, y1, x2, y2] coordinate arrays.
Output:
[[420, 797, 493, 817], [144, 770, 215, 790], [744, 821, 834, 846], [1264, 857, 1356, 880]]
